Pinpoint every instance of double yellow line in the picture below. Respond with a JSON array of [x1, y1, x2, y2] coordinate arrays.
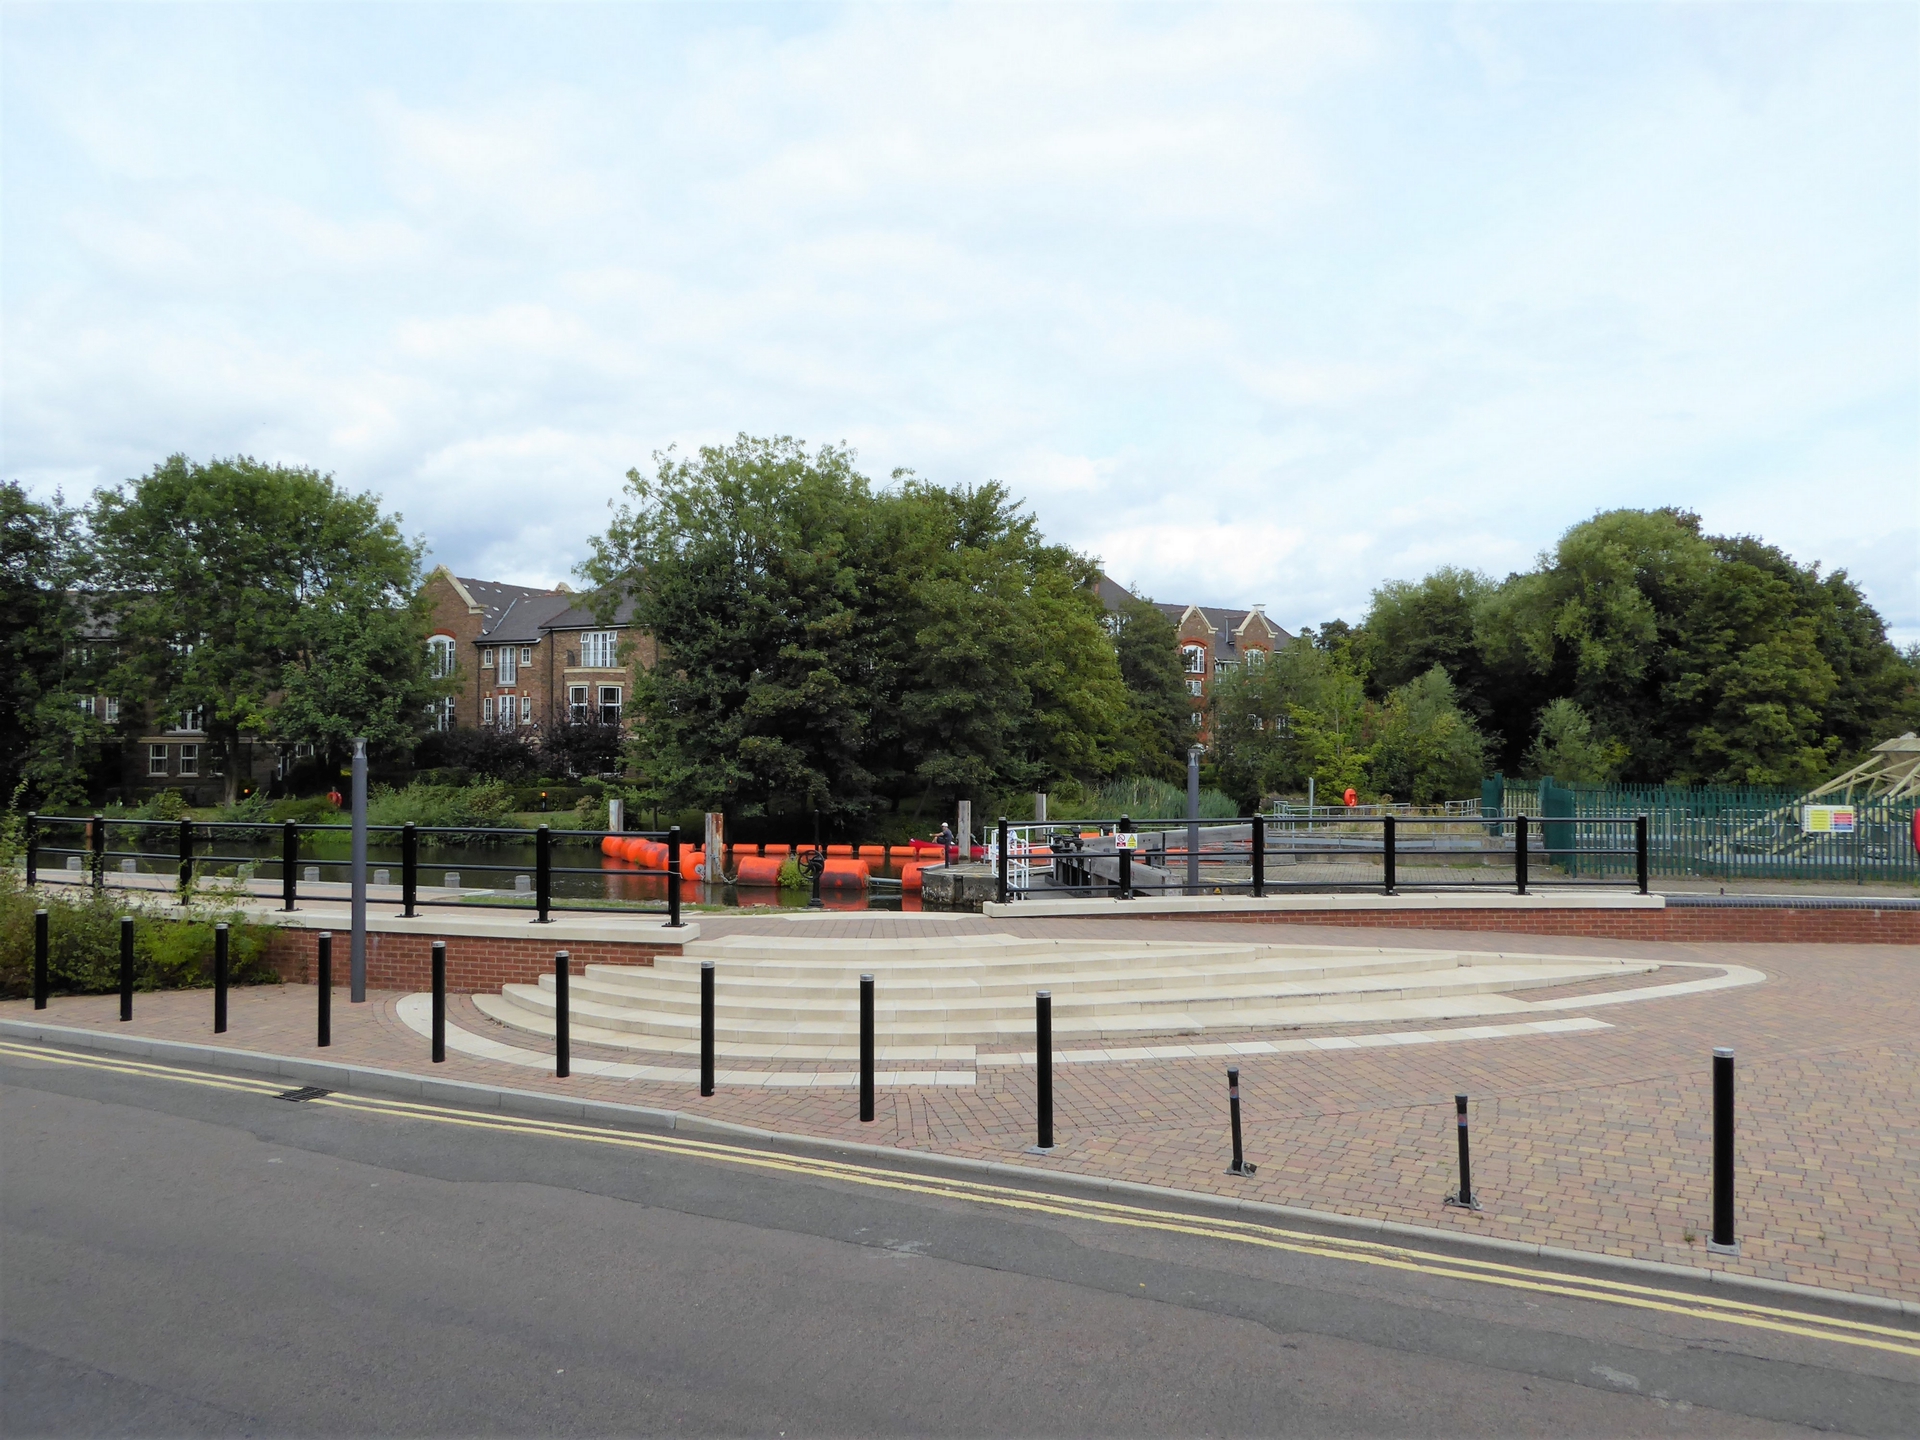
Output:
[[5, 1038, 1915, 1360]]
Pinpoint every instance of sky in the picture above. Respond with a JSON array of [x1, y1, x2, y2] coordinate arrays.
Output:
[[4, 2, 1916, 643]]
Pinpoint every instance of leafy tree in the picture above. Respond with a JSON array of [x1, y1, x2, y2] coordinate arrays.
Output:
[[415, 726, 540, 782], [1, 484, 106, 809], [540, 715, 626, 779], [89, 456, 432, 803], [1521, 699, 1624, 784], [1107, 592, 1189, 780], [1370, 667, 1488, 803]]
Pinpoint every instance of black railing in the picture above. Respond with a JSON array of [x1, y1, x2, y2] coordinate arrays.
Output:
[[21, 813, 686, 927], [993, 812, 1651, 904]]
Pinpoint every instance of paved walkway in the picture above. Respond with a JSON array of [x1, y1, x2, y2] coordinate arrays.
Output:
[[7, 914, 1916, 1304]]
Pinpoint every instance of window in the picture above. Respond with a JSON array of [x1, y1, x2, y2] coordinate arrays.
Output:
[[1245, 648, 1267, 667], [520, 695, 533, 725], [1187, 678, 1204, 697], [483, 696, 494, 724], [569, 684, 589, 722], [169, 707, 205, 734], [427, 636, 456, 678], [1189, 711, 1204, 728], [498, 696, 516, 732], [482, 647, 495, 669], [580, 630, 618, 668], [1252, 715, 1265, 731], [149, 745, 169, 776], [179, 744, 199, 776], [599, 685, 623, 725], [428, 697, 455, 732], [78, 695, 95, 717], [104, 698, 119, 724], [497, 646, 517, 683], [520, 646, 532, 667], [1182, 645, 1206, 675], [1215, 657, 1235, 674]]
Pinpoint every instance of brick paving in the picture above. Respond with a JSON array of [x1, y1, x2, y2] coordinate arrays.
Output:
[[6, 913, 1916, 1304]]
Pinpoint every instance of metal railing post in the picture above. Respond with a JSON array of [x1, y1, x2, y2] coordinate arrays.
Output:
[[24, 813, 37, 888], [118, 915, 134, 1021], [213, 923, 229, 1033], [536, 824, 552, 923], [666, 825, 683, 927], [700, 961, 716, 1097], [1514, 814, 1530, 896], [402, 822, 417, 917], [859, 973, 875, 1123], [282, 820, 298, 912], [1250, 815, 1264, 898], [33, 909, 49, 1009], [1035, 991, 1053, 1150], [1118, 842, 1132, 900], [1382, 813, 1396, 896], [430, 940, 446, 1063], [317, 932, 332, 1047], [91, 814, 106, 891], [1636, 815, 1649, 895], [996, 816, 1009, 904], [177, 816, 194, 904], [554, 951, 570, 1078]]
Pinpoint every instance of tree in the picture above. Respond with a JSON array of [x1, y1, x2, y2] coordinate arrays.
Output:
[[1370, 667, 1488, 803], [89, 456, 432, 803], [1522, 699, 1625, 784], [1, 484, 105, 809], [540, 715, 626, 779], [1107, 592, 1189, 780]]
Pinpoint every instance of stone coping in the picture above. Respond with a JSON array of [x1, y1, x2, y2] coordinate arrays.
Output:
[[984, 890, 1666, 919], [235, 898, 698, 945]]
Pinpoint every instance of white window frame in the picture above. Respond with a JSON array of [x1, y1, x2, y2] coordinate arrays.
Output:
[[1215, 657, 1235, 674], [1189, 711, 1205, 728], [519, 695, 533, 725], [520, 646, 532, 667], [483, 696, 494, 724], [569, 684, 589, 723], [498, 696, 516, 732], [78, 695, 95, 717], [1245, 648, 1267, 667], [179, 744, 199, 776], [481, 647, 495, 670], [1182, 645, 1206, 675], [1187, 678, 1204, 697], [497, 646, 517, 683], [149, 744, 169, 776], [104, 697, 119, 724], [427, 635, 456, 678], [581, 630, 618, 668], [168, 707, 204, 734], [598, 684, 623, 726]]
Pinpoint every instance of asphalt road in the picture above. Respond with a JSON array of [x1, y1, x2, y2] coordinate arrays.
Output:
[[2, 1041, 1915, 1437]]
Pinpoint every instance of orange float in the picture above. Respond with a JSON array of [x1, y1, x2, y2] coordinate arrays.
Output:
[[680, 847, 703, 882], [731, 855, 785, 887], [899, 863, 923, 892], [819, 858, 870, 888], [600, 835, 623, 857], [857, 844, 888, 861]]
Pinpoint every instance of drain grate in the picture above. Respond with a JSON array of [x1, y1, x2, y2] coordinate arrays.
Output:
[[275, 1086, 332, 1103]]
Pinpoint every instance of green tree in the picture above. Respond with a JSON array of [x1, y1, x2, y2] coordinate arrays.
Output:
[[1521, 699, 1624, 784], [90, 456, 431, 802], [1107, 592, 1189, 780], [1, 483, 106, 809], [1369, 666, 1488, 803]]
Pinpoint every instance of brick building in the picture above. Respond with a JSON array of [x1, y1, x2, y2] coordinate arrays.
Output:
[[1094, 574, 1294, 737], [420, 567, 654, 736]]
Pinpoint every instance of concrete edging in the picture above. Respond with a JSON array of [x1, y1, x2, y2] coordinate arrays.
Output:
[[984, 891, 1667, 918], [3, 1017, 1912, 1322]]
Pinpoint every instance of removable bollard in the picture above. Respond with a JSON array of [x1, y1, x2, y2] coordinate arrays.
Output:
[[554, 951, 571, 1078], [1033, 991, 1054, 1151], [213, 923, 229, 1034], [118, 916, 134, 1021], [859, 973, 875, 1123], [281, 819, 299, 912], [1445, 1093, 1479, 1209], [1225, 1066, 1256, 1176], [33, 909, 49, 1010], [430, 940, 447, 1064], [1709, 1048, 1737, 1253], [317, 932, 332, 1048], [700, 961, 716, 1098]]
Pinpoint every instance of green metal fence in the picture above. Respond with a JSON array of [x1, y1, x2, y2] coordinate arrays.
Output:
[[1478, 778, 1919, 883]]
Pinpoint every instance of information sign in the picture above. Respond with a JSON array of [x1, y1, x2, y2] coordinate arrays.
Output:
[[1802, 806, 1856, 835]]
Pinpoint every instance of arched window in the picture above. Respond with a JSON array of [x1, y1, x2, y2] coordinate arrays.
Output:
[[427, 635, 456, 678]]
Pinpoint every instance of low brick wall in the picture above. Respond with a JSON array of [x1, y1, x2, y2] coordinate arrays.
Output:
[[1129, 905, 1920, 945], [265, 929, 675, 993]]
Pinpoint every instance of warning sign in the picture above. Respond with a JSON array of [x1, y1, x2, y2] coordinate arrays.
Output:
[[1802, 806, 1856, 835]]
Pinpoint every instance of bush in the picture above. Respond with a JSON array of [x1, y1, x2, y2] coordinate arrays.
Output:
[[414, 728, 539, 782], [364, 780, 519, 840], [1038, 776, 1239, 822]]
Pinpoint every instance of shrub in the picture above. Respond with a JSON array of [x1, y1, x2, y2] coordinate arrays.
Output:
[[364, 780, 519, 840]]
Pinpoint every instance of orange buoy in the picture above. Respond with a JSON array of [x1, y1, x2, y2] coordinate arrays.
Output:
[[732, 855, 785, 887], [819, 858, 870, 888], [857, 844, 887, 860], [900, 863, 923, 892], [601, 835, 623, 857], [825, 844, 855, 857], [681, 847, 703, 882]]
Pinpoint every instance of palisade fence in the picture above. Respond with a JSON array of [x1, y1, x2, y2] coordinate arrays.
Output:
[[1480, 779, 1920, 884]]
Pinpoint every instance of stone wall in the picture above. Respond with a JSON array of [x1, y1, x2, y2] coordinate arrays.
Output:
[[265, 928, 675, 993]]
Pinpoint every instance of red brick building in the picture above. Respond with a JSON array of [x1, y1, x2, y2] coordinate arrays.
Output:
[[1095, 574, 1294, 738], [420, 567, 655, 737]]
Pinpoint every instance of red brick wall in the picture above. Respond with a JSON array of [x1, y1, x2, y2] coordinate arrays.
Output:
[[1132, 906, 1920, 944], [266, 929, 676, 992]]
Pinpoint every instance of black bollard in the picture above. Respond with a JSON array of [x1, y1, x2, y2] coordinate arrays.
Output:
[[1225, 1066, 1255, 1175], [118, 915, 134, 1021], [430, 940, 446, 1063], [700, 961, 715, 1098], [1709, 1048, 1736, 1252], [554, 950, 570, 1078], [536, 825, 553, 924], [1445, 1093, 1479, 1209], [402, 822, 418, 918], [1035, 991, 1053, 1151], [213, 923, 229, 1033], [34, 909, 49, 1010], [859, 973, 875, 1123], [317, 932, 332, 1048], [282, 819, 299, 911]]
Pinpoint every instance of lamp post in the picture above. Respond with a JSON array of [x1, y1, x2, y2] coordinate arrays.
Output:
[[1187, 743, 1204, 895]]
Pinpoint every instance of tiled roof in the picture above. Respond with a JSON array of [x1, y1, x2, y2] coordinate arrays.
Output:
[[543, 593, 637, 630], [1091, 573, 1295, 650], [455, 576, 564, 637]]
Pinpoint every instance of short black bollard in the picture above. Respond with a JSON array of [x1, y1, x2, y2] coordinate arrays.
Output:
[[317, 932, 332, 1048], [1445, 1093, 1479, 1209], [1250, 814, 1265, 898], [402, 822, 418, 917], [430, 940, 447, 1064], [666, 825, 683, 927], [1709, 1047, 1737, 1253], [178, 816, 194, 905], [1514, 814, 1530, 896], [1225, 1066, 1255, 1175], [92, 815, 107, 891], [1636, 815, 1650, 896], [554, 950, 570, 1078], [282, 819, 299, 912], [859, 973, 875, 1123], [996, 816, 1010, 904], [33, 909, 50, 1010], [1033, 991, 1053, 1151], [213, 922, 229, 1034], [1382, 813, 1397, 896], [118, 915, 134, 1021], [700, 961, 716, 1097], [536, 825, 553, 924]]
